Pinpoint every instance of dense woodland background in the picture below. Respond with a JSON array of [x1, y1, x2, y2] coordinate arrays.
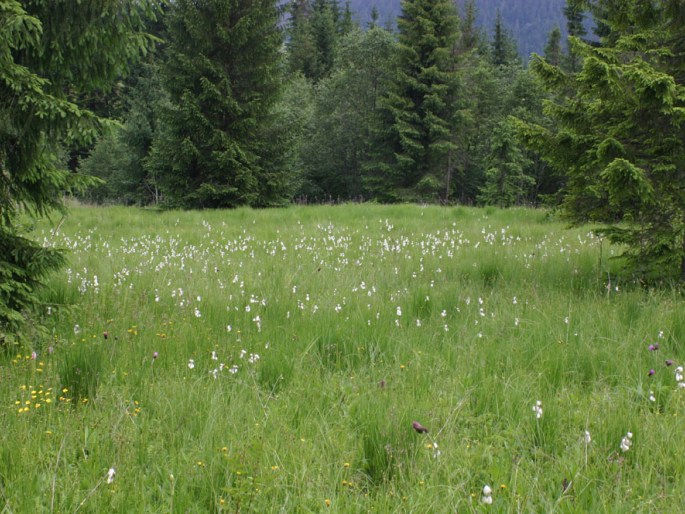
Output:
[[78, 0, 578, 208], [349, 0, 570, 59]]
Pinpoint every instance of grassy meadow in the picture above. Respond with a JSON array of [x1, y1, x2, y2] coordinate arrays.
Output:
[[3, 203, 685, 512]]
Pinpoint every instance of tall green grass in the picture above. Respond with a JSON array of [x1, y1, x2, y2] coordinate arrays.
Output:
[[1, 203, 684, 512]]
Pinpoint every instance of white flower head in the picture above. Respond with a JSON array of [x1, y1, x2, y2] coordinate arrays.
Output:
[[481, 484, 493, 504], [396, 306, 402, 316], [188, 359, 195, 369], [106, 467, 116, 484], [532, 400, 543, 419], [584, 430, 592, 444], [620, 431, 633, 452]]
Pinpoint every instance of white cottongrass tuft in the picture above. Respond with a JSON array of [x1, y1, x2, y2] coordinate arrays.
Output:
[[532, 400, 543, 419], [481, 484, 493, 504]]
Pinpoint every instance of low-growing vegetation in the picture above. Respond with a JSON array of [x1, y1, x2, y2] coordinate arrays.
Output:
[[2, 204, 684, 512]]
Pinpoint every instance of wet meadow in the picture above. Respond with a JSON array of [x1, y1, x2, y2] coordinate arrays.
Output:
[[3, 204, 685, 512]]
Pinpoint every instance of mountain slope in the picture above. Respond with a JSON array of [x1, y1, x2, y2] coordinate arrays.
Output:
[[346, 0, 571, 59]]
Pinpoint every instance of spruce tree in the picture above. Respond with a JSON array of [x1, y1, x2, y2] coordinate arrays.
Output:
[[369, 6, 380, 28], [520, 0, 685, 279], [287, 0, 317, 79], [310, 0, 338, 81], [563, 1, 587, 72], [544, 26, 563, 67], [374, 0, 461, 202], [478, 119, 534, 207], [460, 0, 482, 53], [0, 0, 155, 337], [491, 10, 519, 67], [148, 0, 286, 208]]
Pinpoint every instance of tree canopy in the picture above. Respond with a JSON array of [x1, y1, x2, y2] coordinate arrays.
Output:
[[520, 0, 685, 280], [145, 0, 287, 209], [0, 0, 157, 337]]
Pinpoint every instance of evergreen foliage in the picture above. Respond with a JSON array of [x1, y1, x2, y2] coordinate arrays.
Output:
[[147, 0, 286, 208], [0, 0, 155, 337], [563, 0, 586, 72], [521, 0, 685, 279], [81, 63, 167, 205], [287, 0, 352, 82], [544, 26, 563, 67], [376, 0, 461, 202], [478, 118, 534, 206], [491, 10, 520, 67]]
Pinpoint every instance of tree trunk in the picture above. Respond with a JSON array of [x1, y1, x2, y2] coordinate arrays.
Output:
[[681, 226, 685, 281], [445, 150, 453, 204]]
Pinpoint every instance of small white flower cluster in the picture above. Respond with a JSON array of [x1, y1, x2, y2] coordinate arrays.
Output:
[[584, 430, 592, 444], [676, 366, 685, 388], [106, 467, 116, 484], [620, 431, 633, 452], [532, 400, 543, 419], [187, 346, 263, 378], [481, 484, 493, 505]]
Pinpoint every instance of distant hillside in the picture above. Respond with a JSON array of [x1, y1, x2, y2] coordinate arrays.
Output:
[[347, 0, 572, 60]]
